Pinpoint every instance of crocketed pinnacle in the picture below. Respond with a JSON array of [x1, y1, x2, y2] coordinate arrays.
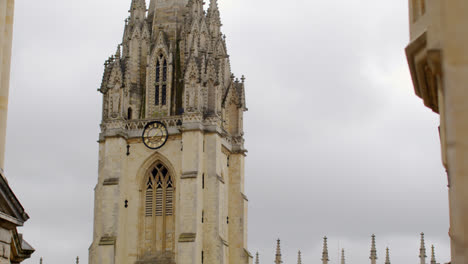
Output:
[[275, 239, 283, 264], [385, 247, 391, 264], [341, 249, 345, 264], [115, 45, 121, 59], [76, 256, 79, 264], [420, 233, 427, 264], [322, 236, 329, 264], [40, 257, 43, 264], [255, 252, 259, 264], [129, 0, 146, 23], [431, 245, 437, 264], [370, 234, 377, 264], [207, 0, 221, 23], [297, 250, 302, 264]]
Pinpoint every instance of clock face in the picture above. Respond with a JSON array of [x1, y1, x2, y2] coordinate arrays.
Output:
[[142, 121, 169, 150]]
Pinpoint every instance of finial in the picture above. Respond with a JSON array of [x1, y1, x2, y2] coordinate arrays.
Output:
[[385, 247, 391, 264], [297, 250, 302, 264], [370, 234, 377, 264], [341, 249, 345, 264], [40, 257, 43, 264], [322, 236, 329, 264], [275, 239, 283, 264], [241, 75, 246, 83], [115, 45, 121, 59], [420, 233, 427, 264], [431, 245, 436, 264], [255, 252, 260, 264]]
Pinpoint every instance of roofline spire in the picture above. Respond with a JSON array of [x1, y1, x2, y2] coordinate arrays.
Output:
[[275, 239, 283, 264], [341, 249, 345, 264], [431, 244, 437, 264], [322, 236, 329, 264], [255, 252, 260, 264], [385, 247, 391, 264], [370, 234, 377, 264], [297, 250, 302, 264], [420, 233, 427, 264]]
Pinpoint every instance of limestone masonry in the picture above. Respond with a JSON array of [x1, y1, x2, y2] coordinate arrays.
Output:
[[406, 0, 468, 263], [88, 0, 249, 263]]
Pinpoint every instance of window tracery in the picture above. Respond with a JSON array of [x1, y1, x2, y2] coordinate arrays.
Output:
[[155, 54, 168, 106], [143, 162, 175, 253]]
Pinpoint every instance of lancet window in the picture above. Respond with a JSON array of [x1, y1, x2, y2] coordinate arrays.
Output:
[[143, 162, 175, 253], [155, 54, 168, 106]]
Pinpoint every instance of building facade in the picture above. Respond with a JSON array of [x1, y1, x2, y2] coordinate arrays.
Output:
[[0, 0, 34, 263], [406, 1, 468, 263], [88, 0, 250, 263]]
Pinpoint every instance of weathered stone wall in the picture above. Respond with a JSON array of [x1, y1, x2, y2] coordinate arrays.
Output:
[[407, 1, 468, 263], [0, 0, 15, 171]]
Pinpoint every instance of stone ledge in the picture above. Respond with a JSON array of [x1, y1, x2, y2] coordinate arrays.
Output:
[[244, 248, 253, 258], [99, 236, 116, 246], [241, 192, 248, 201], [178, 233, 196, 242], [103, 178, 119, 186], [217, 174, 225, 184], [181, 172, 197, 179], [219, 236, 228, 247]]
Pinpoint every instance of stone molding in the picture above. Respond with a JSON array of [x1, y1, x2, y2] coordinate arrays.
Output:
[[241, 192, 248, 202], [99, 236, 116, 246], [178, 233, 196, 242], [181, 171, 198, 179], [217, 174, 224, 184], [103, 178, 119, 186]]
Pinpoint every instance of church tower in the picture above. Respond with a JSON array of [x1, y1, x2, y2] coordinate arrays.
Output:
[[88, 0, 249, 263]]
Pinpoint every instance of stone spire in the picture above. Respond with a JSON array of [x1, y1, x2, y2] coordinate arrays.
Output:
[[297, 250, 302, 264], [40, 257, 43, 264], [207, 0, 221, 23], [341, 249, 345, 264], [431, 245, 437, 264], [255, 252, 259, 264], [275, 239, 283, 264], [76, 256, 79, 264], [322, 237, 329, 264], [115, 45, 121, 60], [370, 234, 377, 264], [385, 247, 391, 264], [420, 233, 427, 264], [129, 0, 146, 23]]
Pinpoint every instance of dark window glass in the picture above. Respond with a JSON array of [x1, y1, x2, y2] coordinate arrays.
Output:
[[155, 85, 160, 105], [163, 59, 167, 82], [156, 60, 160, 83], [162, 85, 167, 105]]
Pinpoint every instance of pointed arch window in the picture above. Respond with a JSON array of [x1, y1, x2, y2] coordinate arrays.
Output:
[[143, 162, 175, 253], [155, 54, 168, 106]]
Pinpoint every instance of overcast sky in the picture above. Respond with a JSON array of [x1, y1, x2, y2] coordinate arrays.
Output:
[[4, 0, 449, 263]]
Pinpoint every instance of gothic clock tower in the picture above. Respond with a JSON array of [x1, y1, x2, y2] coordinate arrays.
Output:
[[88, 0, 250, 263]]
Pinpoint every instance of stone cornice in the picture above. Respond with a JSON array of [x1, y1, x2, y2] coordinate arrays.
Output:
[[181, 171, 198, 179]]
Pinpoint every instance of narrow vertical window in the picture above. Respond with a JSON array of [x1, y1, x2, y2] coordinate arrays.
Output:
[[162, 85, 167, 105], [166, 175, 173, 216], [127, 107, 133, 120], [155, 59, 160, 105], [163, 59, 167, 82], [155, 177, 163, 216], [145, 178, 153, 217]]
